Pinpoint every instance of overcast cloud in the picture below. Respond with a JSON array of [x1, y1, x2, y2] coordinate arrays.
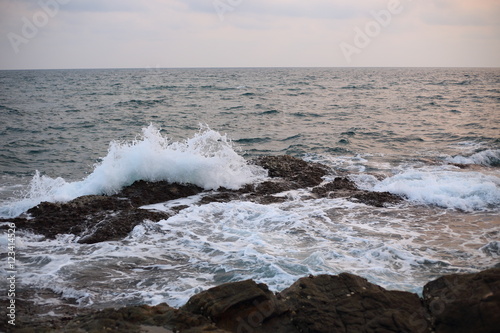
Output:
[[0, 0, 499, 69]]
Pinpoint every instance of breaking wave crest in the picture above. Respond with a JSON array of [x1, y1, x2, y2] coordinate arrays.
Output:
[[1, 125, 266, 217]]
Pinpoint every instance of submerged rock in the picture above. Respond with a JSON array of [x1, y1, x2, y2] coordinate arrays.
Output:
[[11, 269, 499, 333]]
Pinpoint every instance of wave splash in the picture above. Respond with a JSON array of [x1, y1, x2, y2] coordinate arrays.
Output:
[[446, 149, 500, 167], [371, 168, 500, 211], [1, 125, 266, 217]]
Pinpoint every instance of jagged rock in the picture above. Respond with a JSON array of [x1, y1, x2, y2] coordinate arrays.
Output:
[[253, 155, 329, 188], [351, 190, 403, 207], [312, 177, 359, 195], [312, 177, 403, 207], [423, 267, 500, 333], [10, 195, 167, 244], [9, 181, 204, 244], [181, 279, 285, 332], [55, 303, 221, 333], [277, 273, 431, 333], [9, 270, 500, 332], [114, 180, 203, 206]]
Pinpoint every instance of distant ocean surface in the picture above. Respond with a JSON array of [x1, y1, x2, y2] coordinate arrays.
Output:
[[0, 68, 499, 309]]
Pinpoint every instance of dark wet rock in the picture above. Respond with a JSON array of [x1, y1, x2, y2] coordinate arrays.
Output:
[[277, 273, 431, 333], [312, 177, 403, 207], [423, 267, 500, 333], [182, 279, 286, 332], [114, 180, 203, 206], [10, 270, 500, 333], [312, 176, 358, 194], [351, 190, 403, 207], [253, 155, 329, 188], [11, 195, 168, 244], [9, 181, 203, 244]]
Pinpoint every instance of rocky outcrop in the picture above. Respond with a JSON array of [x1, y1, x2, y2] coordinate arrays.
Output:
[[10, 269, 499, 333], [423, 268, 500, 333], [277, 273, 430, 333], [8, 181, 204, 244], [252, 155, 329, 188], [312, 177, 402, 207], [3, 155, 404, 243]]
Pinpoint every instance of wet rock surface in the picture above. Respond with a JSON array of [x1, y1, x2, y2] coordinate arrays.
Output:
[[252, 155, 329, 188], [312, 176, 403, 207], [2, 155, 403, 243], [7, 268, 499, 333], [423, 268, 500, 333], [4, 180, 204, 244]]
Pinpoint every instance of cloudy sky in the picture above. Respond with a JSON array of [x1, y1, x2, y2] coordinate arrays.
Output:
[[1, 0, 499, 69]]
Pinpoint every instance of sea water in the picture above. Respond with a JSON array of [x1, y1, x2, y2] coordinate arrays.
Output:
[[0, 67, 499, 309]]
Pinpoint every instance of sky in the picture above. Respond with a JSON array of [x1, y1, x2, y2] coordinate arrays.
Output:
[[0, 0, 499, 69]]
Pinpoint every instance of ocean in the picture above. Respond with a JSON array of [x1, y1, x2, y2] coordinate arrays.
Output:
[[0, 67, 499, 310]]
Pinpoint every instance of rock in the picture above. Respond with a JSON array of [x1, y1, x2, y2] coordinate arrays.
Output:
[[253, 155, 329, 188], [11, 195, 168, 244], [312, 177, 359, 195], [60, 304, 220, 333], [181, 279, 285, 332], [312, 177, 403, 207], [277, 273, 431, 333], [9, 181, 204, 244], [114, 180, 203, 207], [9, 270, 500, 332], [351, 190, 403, 207], [4, 156, 409, 243], [423, 267, 500, 333]]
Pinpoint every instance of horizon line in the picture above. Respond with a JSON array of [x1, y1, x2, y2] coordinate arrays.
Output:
[[1, 65, 499, 71]]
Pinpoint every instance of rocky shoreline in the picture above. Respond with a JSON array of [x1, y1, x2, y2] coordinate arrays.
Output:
[[1, 155, 499, 332], [4, 268, 500, 332], [3, 155, 402, 244]]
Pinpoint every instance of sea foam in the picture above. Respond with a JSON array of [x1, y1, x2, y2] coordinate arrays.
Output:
[[373, 168, 500, 211], [1, 125, 266, 217], [446, 149, 500, 167]]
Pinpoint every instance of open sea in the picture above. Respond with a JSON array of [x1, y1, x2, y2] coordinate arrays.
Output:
[[0, 67, 499, 310]]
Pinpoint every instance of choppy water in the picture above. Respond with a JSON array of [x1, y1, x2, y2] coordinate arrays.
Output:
[[0, 67, 499, 310]]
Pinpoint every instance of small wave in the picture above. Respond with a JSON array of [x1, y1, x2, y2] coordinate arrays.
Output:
[[0, 105, 21, 114], [235, 137, 271, 144], [225, 105, 244, 111], [280, 134, 302, 141], [116, 99, 166, 107], [291, 112, 322, 118], [480, 241, 500, 257], [447, 149, 500, 167], [260, 110, 280, 115], [340, 84, 374, 90]]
